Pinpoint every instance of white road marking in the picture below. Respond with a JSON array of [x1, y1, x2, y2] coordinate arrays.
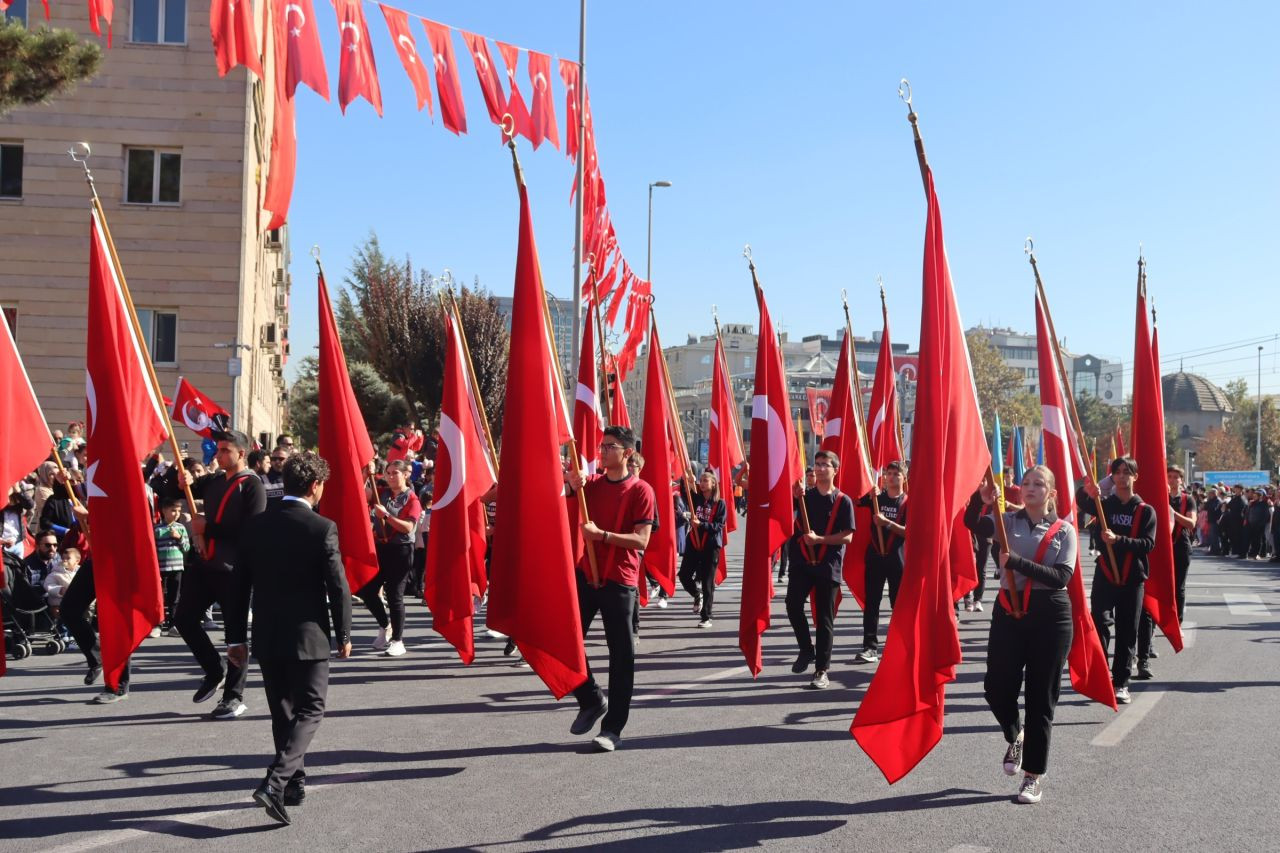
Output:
[[634, 665, 748, 701], [35, 772, 377, 853], [1090, 689, 1167, 747], [1223, 593, 1272, 618], [946, 846, 992, 853], [1186, 581, 1273, 588]]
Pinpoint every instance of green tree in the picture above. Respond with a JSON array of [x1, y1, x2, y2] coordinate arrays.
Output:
[[0, 22, 102, 116], [1226, 395, 1280, 473], [1197, 425, 1253, 472], [966, 332, 1025, 432], [285, 355, 412, 451]]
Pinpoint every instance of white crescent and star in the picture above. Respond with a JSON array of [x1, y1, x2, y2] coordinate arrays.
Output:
[[431, 413, 465, 510], [84, 372, 106, 499], [284, 3, 304, 37], [339, 21, 361, 51], [752, 394, 789, 494], [533, 71, 548, 92], [434, 53, 447, 74], [182, 400, 213, 433], [474, 50, 489, 74], [397, 34, 417, 60]]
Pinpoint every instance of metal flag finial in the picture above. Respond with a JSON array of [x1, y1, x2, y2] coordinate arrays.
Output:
[[898, 78, 914, 114], [310, 245, 322, 267], [1024, 237, 1035, 257], [68, 142, 94, 189], [876, 274, 885, 296]]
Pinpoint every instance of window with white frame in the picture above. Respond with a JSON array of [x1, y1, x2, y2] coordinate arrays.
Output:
[[131, 0, 186, 44], [3, 0, 28, 25], [0, 144, 22, 198], [135, 309, 178, 364], [125, 148, 181, 204]]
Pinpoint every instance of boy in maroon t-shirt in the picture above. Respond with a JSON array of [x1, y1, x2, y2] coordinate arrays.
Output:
[[566, 425, 658, 752]]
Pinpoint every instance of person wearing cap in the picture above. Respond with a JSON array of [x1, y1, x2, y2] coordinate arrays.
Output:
[[854, 460, 909, 664], [176, 429, 268, 720]]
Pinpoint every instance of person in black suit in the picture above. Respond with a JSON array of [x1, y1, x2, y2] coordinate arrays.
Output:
[[225, 452, 352, 827]]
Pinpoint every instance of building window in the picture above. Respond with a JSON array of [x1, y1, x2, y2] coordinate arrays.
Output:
[[743, 356, 752, 369], [3, 0, 27, 25], [135, 309, 177, 364], [1, 306, 17, 337], [131, 0, 186, 44], [125, 148, 181, 204], [0, 144, 22, 198]]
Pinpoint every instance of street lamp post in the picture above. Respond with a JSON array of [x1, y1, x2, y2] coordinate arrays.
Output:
[[1258, 346, 1264, 470], [646, 180, 672, 283], [214, 340, 253, 430]]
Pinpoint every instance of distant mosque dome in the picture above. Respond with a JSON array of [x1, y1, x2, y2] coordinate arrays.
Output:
[[1161, 372, 1232, 414]]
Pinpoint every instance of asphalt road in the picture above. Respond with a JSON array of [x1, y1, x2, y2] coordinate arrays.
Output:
[[3, 540, 1278, 852]]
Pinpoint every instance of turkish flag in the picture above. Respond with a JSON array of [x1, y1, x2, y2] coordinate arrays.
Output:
[[274, 0, 328, 100], [824, 335, 876, 499], [210, 0, 262, 78], [87, 207, 169, 691], [334, 0, 381, 116], [559, 58, 579, 161], [607, 354, 631, 428], [708, 336, 743, 584], [1132, 277, 1182, 652], [169, 377, 230, 439], [486, 183, 586, 699], [380, 5, 432, 113], [738, 286, 800, 676], [869, 318, 903, 469], [526, 50, 559, 151], [573, 301, 603, 473], [425, 308, 497, 664], [639, 315, 680, 598], [461, 31, 503, 126], [316, 271, 379, 592], [88, 0, 113, 46], [263, 9, 297, 230], [496, 41, 533, 144], [1036, 289, 1118, 708], [851, 168, 987, 783], [423, 19, 466, 135], [0, 313, 53, 495]]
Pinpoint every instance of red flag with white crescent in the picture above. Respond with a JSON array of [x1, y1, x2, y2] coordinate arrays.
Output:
[[86, 207, 168, 691], [425, 308, 497, 664], [210, 0, 263, 78], [824, 335, 876, 499], [423, 19, 466, 135], [738, 286, 800, 676], [527, 49, 559, 151], [573, 305, 603, 473], [708, 336, 743, 584], [262, 34, 297, 230], [334, 0, 382, 116], [380, 5, 432, 113], [559, 58, 579, 161], [496, 41, 533, 144], [461, 31, 503, 126], [275, 0, 329, 101], [1036, 289, 1117, 709], [169, 377, 230, 439]]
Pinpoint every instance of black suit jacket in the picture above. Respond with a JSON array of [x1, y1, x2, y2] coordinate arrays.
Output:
[[226, 498, 352, 661]]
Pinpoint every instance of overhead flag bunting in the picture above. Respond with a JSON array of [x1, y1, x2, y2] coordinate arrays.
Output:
[[381, 5, 433, 114], [462, 30, 504, 126], [210, 0, 262, 79], [334, 0, 383, 116], [423, 18, 467, 134], [275, 0, 330, 101]]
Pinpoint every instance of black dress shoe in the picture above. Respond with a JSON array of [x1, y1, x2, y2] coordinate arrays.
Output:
[[84, 665, 102, 686], [283, 776, 305, 806], [1146, 649, 1159, 660], [253, 783, 291, 825], [791, 649, 815, 674], [569, 700, 608, 736], [1135, 662, 1154, 681]]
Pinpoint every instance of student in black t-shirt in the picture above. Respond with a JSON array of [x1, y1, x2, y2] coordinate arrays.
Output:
[[1076, 456, 1156, 704], [1136, 465, 1198, 677], [855, 461, 908, 664], [784, 450, 855, 689]]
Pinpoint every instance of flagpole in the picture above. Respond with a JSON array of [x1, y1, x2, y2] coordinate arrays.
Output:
[[507, 130, 601, 588], [570, 0, 587, 397], [879, 282, 908, 468], [842, 290, 886, 553], [441, 290, 500, 477], [712, 308, 746, 453], [745, 246, 811, 538], [650, 308, 698, 523], [589, 259, 613, 425], [1026, 239, 1120, 574], [69, 143, 202, 551]]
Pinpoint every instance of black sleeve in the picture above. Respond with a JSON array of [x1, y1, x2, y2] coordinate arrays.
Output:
[[1005, 553, 1073, 590], [224, 521, 255, 645], [1112, 503, 1157, 555], [323, 520, 353, 645], [964, 492, 995, 538], [205, 477, 268, 540], [705, 499, 727, 540], [836, 494, 855, 533]]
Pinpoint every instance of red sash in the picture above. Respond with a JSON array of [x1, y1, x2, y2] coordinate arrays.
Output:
[[998, 517, 1065, 617], [204, 471, 253, 561], [1100, 503, 1145, 585], [802, 489, 844, 565]]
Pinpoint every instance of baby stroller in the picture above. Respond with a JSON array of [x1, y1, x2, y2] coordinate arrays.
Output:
[[3, 550, 67, 660]]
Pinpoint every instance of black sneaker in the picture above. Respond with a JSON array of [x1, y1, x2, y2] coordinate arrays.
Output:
[[570, 700, 608, 736], [790, 649, 815, 674], [1147, 649, 1159, 660], [1003, 731, 1024, 775], [84, 664, 102, 686], [854, 648, 880, 664], [193, 672, 225, 704], [1135, 661, 1154, 680]]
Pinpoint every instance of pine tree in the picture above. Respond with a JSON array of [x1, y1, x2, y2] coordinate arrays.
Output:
[[0, 21, 102, 116]]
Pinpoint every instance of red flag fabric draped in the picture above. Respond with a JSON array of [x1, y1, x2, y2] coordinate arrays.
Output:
[[316, 272, 379, 592], [86, 207, 168, 692], [170, 377, 229, 438], [1114, 425, 1126, 459], [573, 307, 603, 474], [462, 31, 503, 126], [423, 19, 466, 135], [526, 50, 559, 150], [824, 335, 876, 499], [869, 321, 903, 468], [88, 0, 113, 46], [851, 169, 987, 783], [639, 316, 679, 598], [496, 41, 533, 143], [210, 0, 263, 78], [738, 286, 800, 677], [709, 337, 743, 584], [608, 355, 632, 428], [380, 5, 432, 113], [275, 0, 329, 100], [334, 0, 382, 116], [263, 8, 297, 230], [486, 183, 586, 699], [1035, 290, 1117, 708], [1132, 279, 1182, 652], [0, 313, 53, 495], [425, 308, 497, 664], [558, 58, 579, 161]]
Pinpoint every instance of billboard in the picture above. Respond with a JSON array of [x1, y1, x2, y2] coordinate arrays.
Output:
[[1200, 470, 1271, 487]]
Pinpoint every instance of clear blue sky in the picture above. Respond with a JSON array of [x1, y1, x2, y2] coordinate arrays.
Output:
[[284, 1, 1280, 396]]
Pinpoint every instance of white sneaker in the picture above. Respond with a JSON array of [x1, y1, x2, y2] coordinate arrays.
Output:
[[973, 600, 984, 612], [696, 619, 712, 629], [656, 596, 669, 609], [383, 639, 407, 657], [148, 626, 162, 638], [1003, 730, 1024, 775], [485, 628, 508, 639], [372, 625, 391, 651], [1115, 686, 1132, 704], [1016, 774, 1043, 804], [963, 594, 974, 612]]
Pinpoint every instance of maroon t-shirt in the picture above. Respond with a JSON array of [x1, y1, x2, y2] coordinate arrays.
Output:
[[577, 473, 658, 587]]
